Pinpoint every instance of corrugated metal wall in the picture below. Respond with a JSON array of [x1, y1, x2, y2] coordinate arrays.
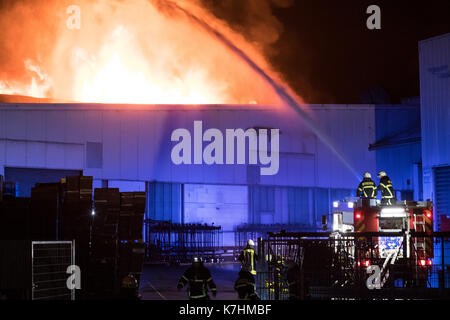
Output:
[[0, 102, 426, 230], [248, 185, 353, 229], [146, 181, 182, 223], [419, 33, 450, 204], [0, 104, 378, 189], [374, 105, 421, 194], [434, 166, 450, 230]]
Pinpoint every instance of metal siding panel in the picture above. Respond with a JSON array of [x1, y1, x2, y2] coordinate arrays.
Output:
[[102, 112, 121, 179], [0, 140, 5, 174], [120, 114, 139, 180], [64, 144, 84, 169], [314, 105, 376, 189], [26, 111, 45, 141], [6, 111, 27, 140], [151, 111, 174, 182], [45, 111, 65, 142], [0, 110, 6, 139], [82, 111, 102, 142], [435, 166, 450, 217], [315, 188, 329, 218], [420, 34, 450, 169], [287, 187, 310, 224], [217, 110, 238, 185], [45, 143, 65, 168], [26, 142, 46, 168], [64, 111, 84, 142], [171, 183, 182, 223], [0, 104, 384, 190], [6, 140, 26, 167]]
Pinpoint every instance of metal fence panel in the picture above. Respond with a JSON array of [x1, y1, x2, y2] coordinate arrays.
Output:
[[31, 241, 75, 300], [257, 232, 450, 300]]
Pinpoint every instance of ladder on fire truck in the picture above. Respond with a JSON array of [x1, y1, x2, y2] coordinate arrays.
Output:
[[413, 214, 426, 256]]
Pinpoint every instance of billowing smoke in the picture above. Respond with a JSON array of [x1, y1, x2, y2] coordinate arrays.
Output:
[[200, 0, 294, 54], [0, 0, 298, 104]]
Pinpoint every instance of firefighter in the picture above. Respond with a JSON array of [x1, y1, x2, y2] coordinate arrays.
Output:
[[377, 171, 396, 205], [177, 257, 217, 300], [238, 239, 258, 277], [120, 274, 139, 300], [234, 270, 259, 300], [356, 172, 377, 199]]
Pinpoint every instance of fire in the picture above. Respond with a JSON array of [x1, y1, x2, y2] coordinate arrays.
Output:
[[0, 59, 52, 99], [72, 25, 228, 104], [0, 0, 286, 105]]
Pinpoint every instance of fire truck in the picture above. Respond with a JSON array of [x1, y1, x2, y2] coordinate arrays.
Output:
[[332, 198, 434, 288]]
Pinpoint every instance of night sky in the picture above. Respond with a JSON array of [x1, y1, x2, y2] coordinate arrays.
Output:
[[208, 0, 450, 104]]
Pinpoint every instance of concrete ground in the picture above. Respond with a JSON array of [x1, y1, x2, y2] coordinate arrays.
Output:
[[139, 262, 241, 300]]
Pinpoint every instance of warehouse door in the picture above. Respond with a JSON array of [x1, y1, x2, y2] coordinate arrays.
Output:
[[434, 166, 450, 229], [5, 167, 82, 197], [184, 184, 248, 246]]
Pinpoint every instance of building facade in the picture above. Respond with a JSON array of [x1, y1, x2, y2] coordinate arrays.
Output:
[[0, 102, 420, 243], [419, 33, 450, 230]]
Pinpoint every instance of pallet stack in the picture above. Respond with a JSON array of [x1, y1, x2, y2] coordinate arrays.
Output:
[[0, 197, 31, 241], [89, 188, 121, 296], [60, 176, 93, 241], [30, 183, 63, 240], [60, 175, 93, 298], [118, 192, 146, 285], [2, 174, 147, 299]]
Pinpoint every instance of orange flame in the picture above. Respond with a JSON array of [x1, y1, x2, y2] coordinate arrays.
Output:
[[0, 0, 288, 105]]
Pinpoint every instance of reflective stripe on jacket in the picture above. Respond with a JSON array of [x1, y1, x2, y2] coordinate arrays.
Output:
[[356, 178, 377, 198], [378, 176, 395, 199], [239, 247, 257, 275], [178, 266, 216, 299]]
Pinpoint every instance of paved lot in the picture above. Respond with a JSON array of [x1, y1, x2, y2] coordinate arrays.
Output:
[[139, 263, 241, 300]]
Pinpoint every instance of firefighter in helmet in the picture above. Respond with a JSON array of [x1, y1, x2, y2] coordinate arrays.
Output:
[[177, 257, 217, 300], [377, 171, 396, 205], [238, 240, 258, 278], [356, 172, 377, 199], [234, 269, 259, 300]]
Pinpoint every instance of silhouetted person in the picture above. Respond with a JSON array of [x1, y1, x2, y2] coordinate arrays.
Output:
[[377, 171, 395, 205], [177, 257, 217, 300], [357, 172, 377, 199]]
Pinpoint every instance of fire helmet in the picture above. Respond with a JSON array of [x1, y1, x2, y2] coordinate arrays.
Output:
[[247, 239, 255, 247], [363, 172, 371, 179], [377, 171, 387, 178]]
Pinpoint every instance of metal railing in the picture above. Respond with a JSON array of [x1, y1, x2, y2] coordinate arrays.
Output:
[[145, 220, 222, 263]]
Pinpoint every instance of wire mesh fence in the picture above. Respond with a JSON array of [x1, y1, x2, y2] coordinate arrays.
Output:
[[256, 232, 450, 300], [31, 241, 75, 300]]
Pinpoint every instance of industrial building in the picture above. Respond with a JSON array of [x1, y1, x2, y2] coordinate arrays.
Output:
[[419, 33, 450, 231], [0, 33, 448, 248], [0, 100, 421, 245], [0, 28, 449, 301]]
